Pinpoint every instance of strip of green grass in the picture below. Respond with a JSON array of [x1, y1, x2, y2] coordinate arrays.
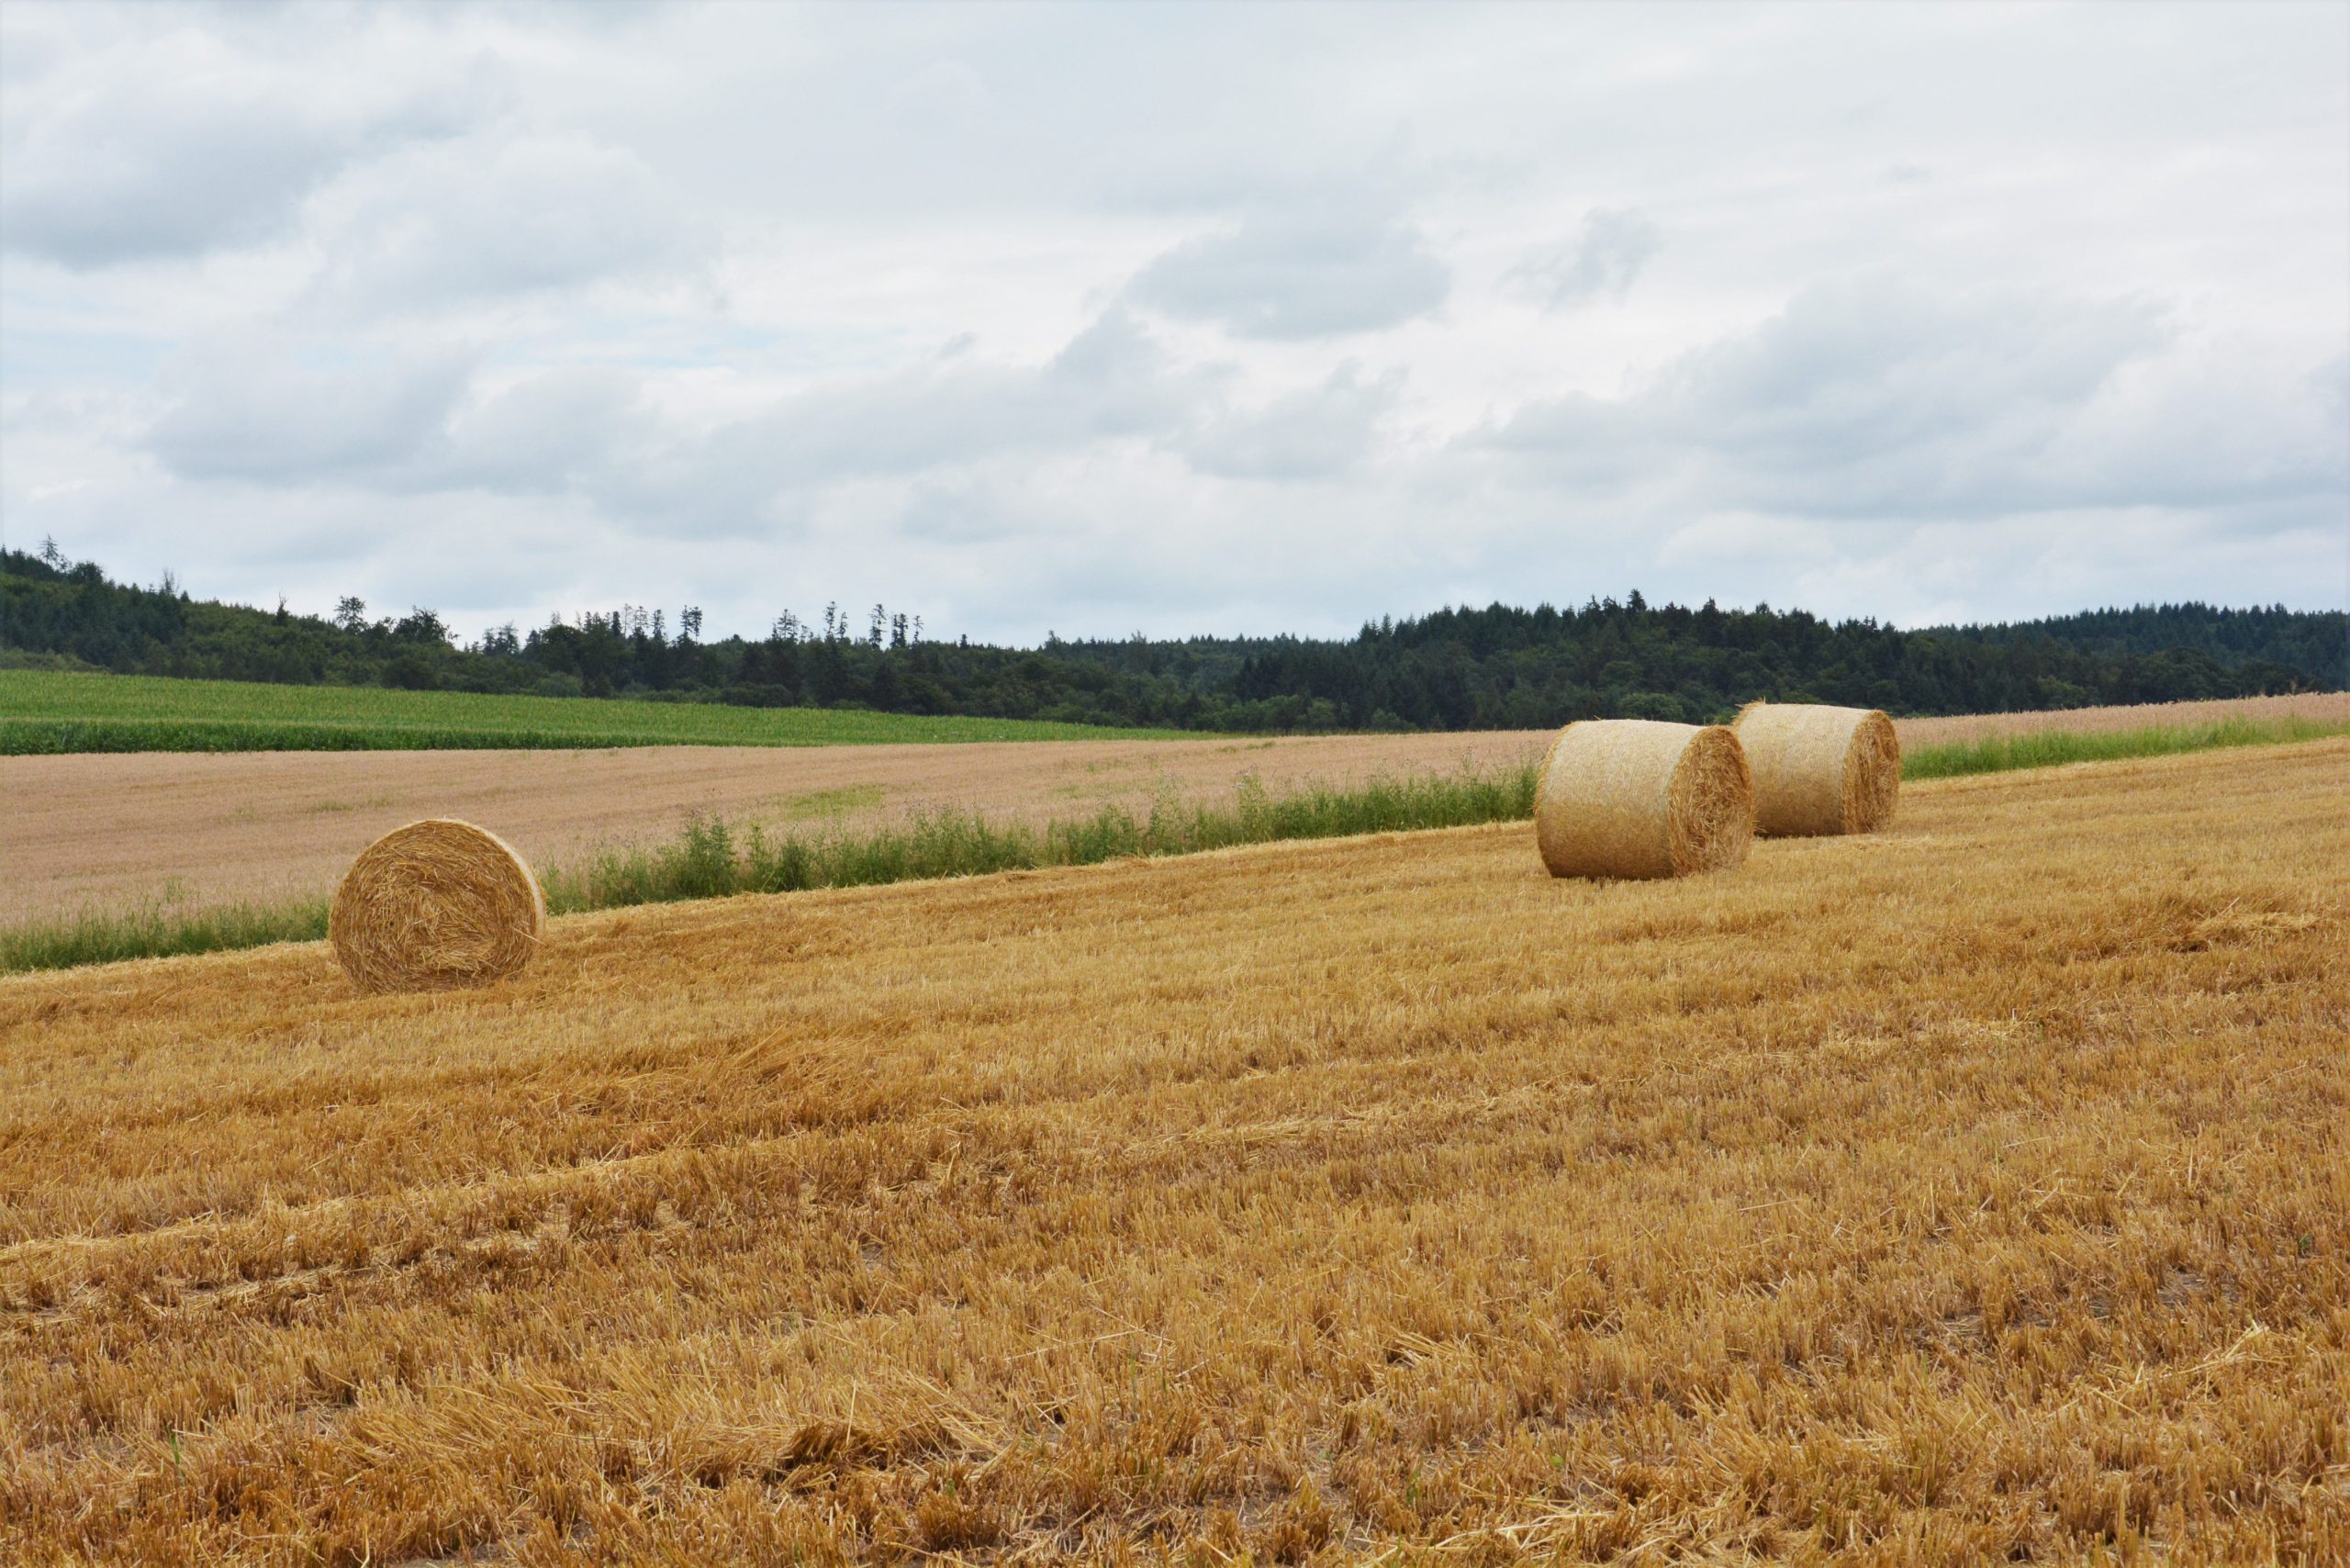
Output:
[[542, 767, 1541, 912], [0, 899, 329, 974], [6, 717, 2341, 977], [1, 767, 1539, 975], [0, 670, 1212, 753], [1898, 713, 2350, 780]]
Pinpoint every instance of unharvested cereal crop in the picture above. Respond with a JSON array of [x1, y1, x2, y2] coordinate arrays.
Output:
[[0, 669, 1208, 756], [5, 740, 2343, 1562]]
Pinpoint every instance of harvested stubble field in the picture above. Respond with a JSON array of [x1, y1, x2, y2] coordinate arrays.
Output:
[[3, 741, 2345, 1564], [1890, 691, 2350, 747], [6, 692, 2342, 927], [0, 732, 1545, 925]]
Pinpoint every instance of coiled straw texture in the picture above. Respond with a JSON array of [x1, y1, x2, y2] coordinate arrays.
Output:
[[1536, 720, 1754, 879], [1732, 702, 1900, 836], [330, 818, 546, 994]]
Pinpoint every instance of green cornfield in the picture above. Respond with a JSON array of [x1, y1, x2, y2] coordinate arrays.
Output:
[[0, 671, 1212, 754]]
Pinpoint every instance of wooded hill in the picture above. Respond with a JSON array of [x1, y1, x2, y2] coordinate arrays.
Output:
[[5, 546, 2338, 734]]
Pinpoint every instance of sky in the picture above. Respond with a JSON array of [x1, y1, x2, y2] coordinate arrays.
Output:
[[2, 1, 2344, 647]]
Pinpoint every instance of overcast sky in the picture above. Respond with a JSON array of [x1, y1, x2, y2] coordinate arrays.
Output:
[[3, 1, 2344, 645]]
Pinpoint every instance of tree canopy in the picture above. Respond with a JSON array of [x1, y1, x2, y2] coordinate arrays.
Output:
[[5, 546, 2337, 734]]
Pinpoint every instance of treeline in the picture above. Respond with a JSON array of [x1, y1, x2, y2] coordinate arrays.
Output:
[[1930, 604, 2344, 686], [5, 544, 2339, 733]]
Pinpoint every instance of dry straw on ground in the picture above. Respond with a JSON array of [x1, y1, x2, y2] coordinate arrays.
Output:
[[7, 742, 2344, 1563], [1734, 702, 1901, 837], [328, 818, 545, 993], [1535, 719, 1752, 879]]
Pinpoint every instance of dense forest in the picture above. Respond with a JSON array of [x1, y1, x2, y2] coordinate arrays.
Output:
[[5, 542, 2340, 733]]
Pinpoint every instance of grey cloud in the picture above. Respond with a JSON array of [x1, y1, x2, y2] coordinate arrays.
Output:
[[136, 303, 1395, 544], [6, 99, 350, 267], [143, 308, 1214, 541], [1510, 209, 1660, 310], [883, 60, 991, 126], [893, 480, 1019, 544], [0, 31, 490, 268], [305, 132, 702, 308], [598, 309, 1214, 534], [1130, 207, 1449, 339], [427, 368, 647, 494], [17, 2, 2345, 639], [1178, 363, 1404, 480], [148, 344, 474, 481], [1485, 277, 2194, 518], [703, 307, 1195, 496]]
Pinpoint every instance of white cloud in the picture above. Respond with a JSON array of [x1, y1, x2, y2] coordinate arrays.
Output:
[[1178, 364, 1405, 480], [0, 11, 488, 267], [303, 130, 705, 308], [1510, 209, 1661, 309], [2, 0, 2344, 644], [1130, 205, 1450, 340], [147, 340, 473, 481], [1484, 278, 2187, 517]]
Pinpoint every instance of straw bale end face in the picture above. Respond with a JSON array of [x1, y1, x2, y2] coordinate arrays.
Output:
[[330, 818, 546, 994], [1536, 720, 1754, 879], [1733, 703, 1900, 836]]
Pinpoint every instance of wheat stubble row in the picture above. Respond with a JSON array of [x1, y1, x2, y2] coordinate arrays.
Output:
[[3, 742, 2345, 1563]]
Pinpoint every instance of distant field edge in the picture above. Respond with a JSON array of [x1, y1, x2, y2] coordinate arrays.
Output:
[[0, 669, 1217, 752], [0, 717, 1201, 754], [1898, 712, 2350, 780], [6, 725, 2344, 979]]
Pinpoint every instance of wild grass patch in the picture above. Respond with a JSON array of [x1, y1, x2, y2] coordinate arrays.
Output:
[[2, 768, 1537, 974], [6, 720, 2340, 976], [1899, 713, 2349, 779], [0, 898, 328, 973], [542, 767, 1541, 911], [770, 782, 890, 820]]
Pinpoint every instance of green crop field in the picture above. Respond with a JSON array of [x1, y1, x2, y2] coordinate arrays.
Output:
[[0, 671, 1213, 754]]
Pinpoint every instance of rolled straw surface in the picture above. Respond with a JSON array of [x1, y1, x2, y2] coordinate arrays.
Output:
[[1536, 720, 1753, 879], [330, 818, 546, 994], [1732, 702, 1900, 837]]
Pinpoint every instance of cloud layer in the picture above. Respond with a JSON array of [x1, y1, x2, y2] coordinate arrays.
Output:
[[3, 1, 2344, 644]]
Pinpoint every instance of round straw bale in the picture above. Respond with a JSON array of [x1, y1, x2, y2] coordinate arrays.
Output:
[[330, 818, 545, 994], [1732, 702, 1900, 837], [1535, 720, 1753, 879]]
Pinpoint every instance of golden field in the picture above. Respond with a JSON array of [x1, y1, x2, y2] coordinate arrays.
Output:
[[6, 692, 2342, 926], [3, 739, 2346, 1564], [0, 730, 1541, 925]]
